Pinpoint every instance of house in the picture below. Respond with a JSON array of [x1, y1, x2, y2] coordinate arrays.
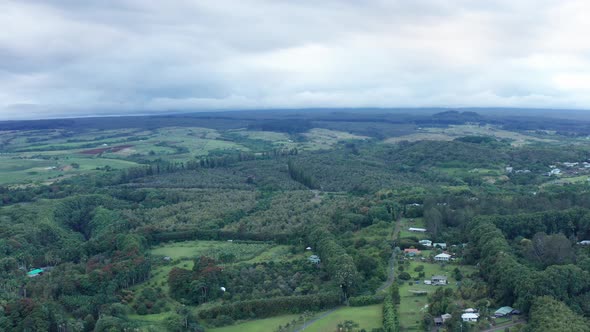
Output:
[[494, 306, 514, 317], [308, 255, 321, 264], [463, 308, 477, 313], [549, 168, 561, 176], [27, 268, 44, 278], [435, 253, 451, 262], [441, 313, 452, 322], [431, 275, 447, 285], [424, 280, 432, 285], [578, 240, 590, 245], [433, 243, 447, 249], [419, 239, 432, 247], [505, 166, 513, 173], [564, 162, 579, 167], [434, 317, 443, 326], [305, 246, 312, 250], [408, 227, 427, 233], [404, 248, 421, 256], [461, 313, 479, 322]]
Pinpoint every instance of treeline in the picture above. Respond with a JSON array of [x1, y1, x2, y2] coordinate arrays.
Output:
[[468, 219, 590, 321], [197, 293, 340, 323], [383, 284, 400, 332], [287, 160, 317, 189], [308, 226, 358, 299], [477, 208, 590, 240], [121, 148, 298, 184]]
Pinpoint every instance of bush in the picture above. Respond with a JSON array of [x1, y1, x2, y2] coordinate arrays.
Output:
[[398, 272, 411, 280]]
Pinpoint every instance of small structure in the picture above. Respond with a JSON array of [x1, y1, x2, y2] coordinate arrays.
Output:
[[464, 308, 477, 313], [308, 255, 321, 264], [434, 317, 443, 326], [578, 240, 590, 245], [431, 275, 447, 285], [163, 256, 172, 262], [419, 240, 432, 247], [433, 243, 447, 249], [461, 313, 479, 322], [408, 227, 427, 233], [495, 306, 514, 317], [435, 253, 451, 262], [220, 287, 226, 292], [441, 313, 452, 323], [549, 168, 561, 176], [424, 280, 432, 285], [305, 246, 312, 250], [404, 248, 421, 256], [27, 269, 44, 278]]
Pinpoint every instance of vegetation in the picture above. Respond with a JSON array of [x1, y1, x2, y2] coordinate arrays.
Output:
[[2, 110, 590, 331]]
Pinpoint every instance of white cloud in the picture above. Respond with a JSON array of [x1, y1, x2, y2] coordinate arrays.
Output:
[[1, 0, 590, 119]]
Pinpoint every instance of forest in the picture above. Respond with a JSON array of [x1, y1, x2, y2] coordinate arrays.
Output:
[[1, 109, 590, 331]]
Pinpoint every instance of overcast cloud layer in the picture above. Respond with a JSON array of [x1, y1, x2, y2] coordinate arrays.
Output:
[[1, 0, 590, 119]]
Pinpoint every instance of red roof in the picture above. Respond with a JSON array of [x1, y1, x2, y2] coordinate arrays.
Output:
[[404, 248, 421, 253]]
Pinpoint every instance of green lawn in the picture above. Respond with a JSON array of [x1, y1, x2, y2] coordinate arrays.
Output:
[[304, 305, 382, 332], [208, 314, 302, 332], [150, 240, 274, 262]]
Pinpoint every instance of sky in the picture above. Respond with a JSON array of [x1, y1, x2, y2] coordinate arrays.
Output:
[[1, 0, 590, 120]]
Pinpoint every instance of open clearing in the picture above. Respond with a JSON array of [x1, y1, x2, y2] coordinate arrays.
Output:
[[384, 124, 556, 146], [208, 314, 302, 332], [303, 305, 382, 332]]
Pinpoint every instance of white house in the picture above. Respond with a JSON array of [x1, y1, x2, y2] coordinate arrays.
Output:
[[409, 227, 427, 233], [461, 313, 479, 322], [433, 243, 447, 249], [419, 240, 432, 247], [578, 240, 590, 245], [435, 253, 451, 262], [431, 275, 448, 285]]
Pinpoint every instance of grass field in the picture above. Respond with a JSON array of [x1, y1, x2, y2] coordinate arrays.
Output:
[[304, 305, 382, 332], [384, 124, 557, 146], [208, 314, 302, 332], [151, 240, 276, 262]]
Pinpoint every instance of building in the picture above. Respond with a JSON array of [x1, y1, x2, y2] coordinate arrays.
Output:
[[419, 239, 432, 247], [404, 248, 421, 256], [27, 268, 44, 278], [433, 243, 447, 249], [408, 227, 427, 233], [441, 313, 452, 322], [308, 255, 321, 264], [578, 240, 590, 245], [494, 306, 514, 317], [434, 317, 443, 326], [431, 275, 447, 285], [549, 168, 561, 176], [461, 313, 479, 322], [435, 253, 451, 262]]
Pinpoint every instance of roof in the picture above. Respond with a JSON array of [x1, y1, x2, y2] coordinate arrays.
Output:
[[408, 227, 427, 232], [461, 313, 479, 319], [27, 269, 43, 276], [441, 313, 452, 321], [435, 253, 452, 258], [434, 317, 443, 323], [404, 248, 421, 253], [495, 306, 514, 315], [432, 275, 447, 280]]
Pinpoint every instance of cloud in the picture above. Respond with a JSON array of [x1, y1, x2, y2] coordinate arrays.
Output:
[[1, 0, 589, 119]]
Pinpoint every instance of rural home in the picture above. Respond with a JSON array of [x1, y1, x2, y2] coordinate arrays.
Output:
[[404, 248, 421, 256], [308, 255, 321, 264], [578, 240, 590, 245], [461, 313, 479, 322], [433, 242, 447, 249], [494, 306, 514, 317], [431, 275, 447, 285], [408, 227, 427, 233], [419, 239, 432, 247], [27, 268, 44, 278], [435, 253, 451, 261]]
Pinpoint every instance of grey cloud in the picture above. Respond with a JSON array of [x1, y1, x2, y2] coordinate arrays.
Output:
[[1, 0, 589, 120]]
